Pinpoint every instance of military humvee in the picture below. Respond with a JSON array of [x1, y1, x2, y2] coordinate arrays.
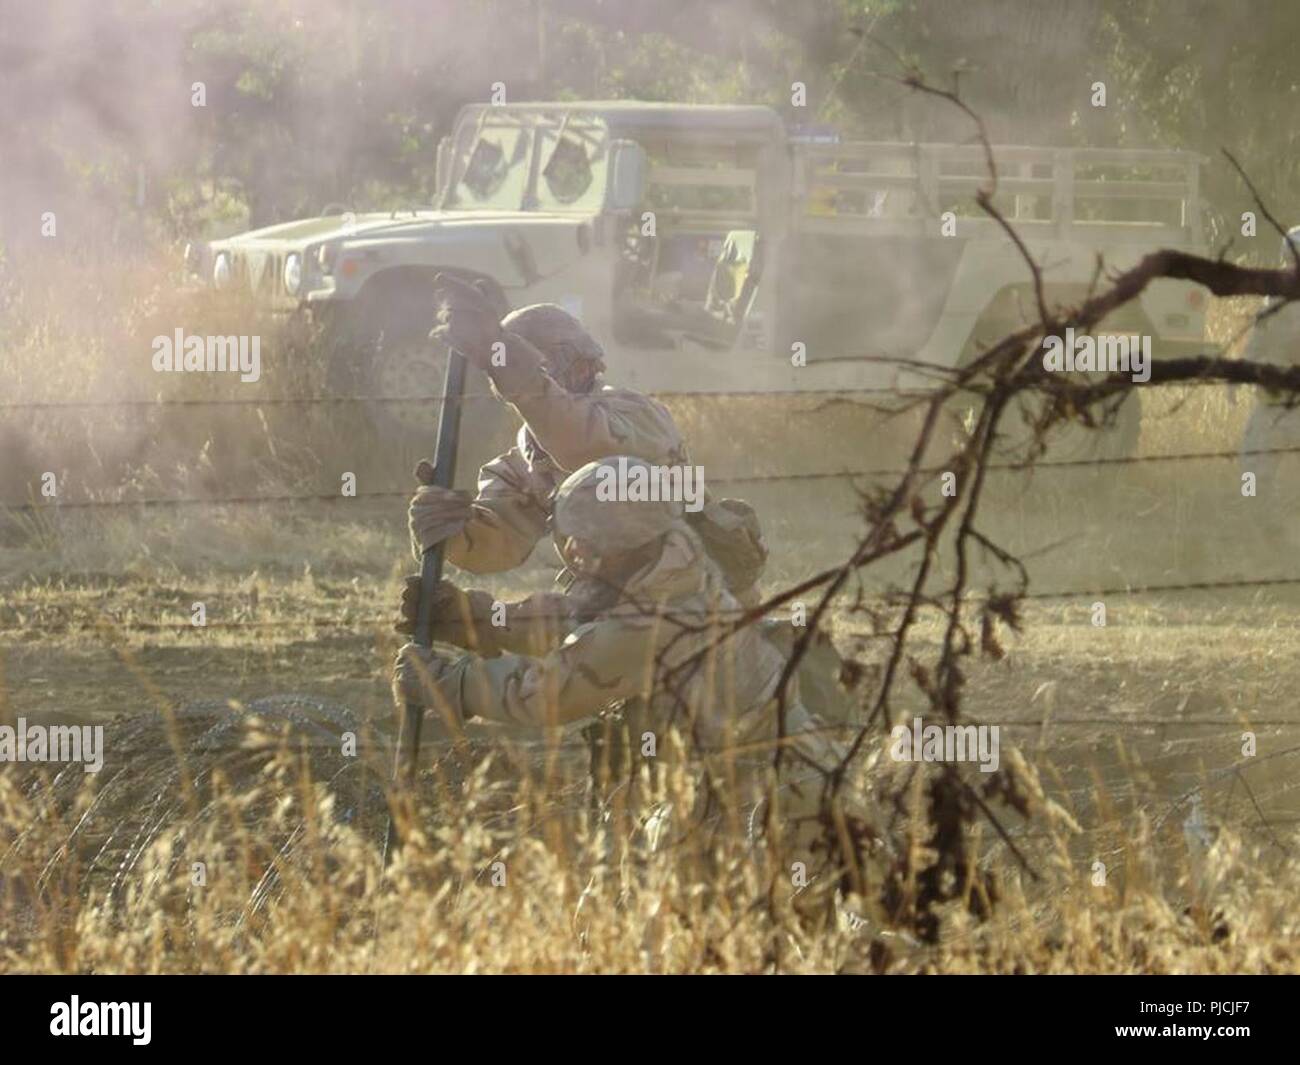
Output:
[[183, 100, 1207, 452]]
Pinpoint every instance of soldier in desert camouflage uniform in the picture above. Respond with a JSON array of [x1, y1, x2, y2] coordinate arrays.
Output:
[[394, 457, 843, 820], [410, 274, 768, 604]]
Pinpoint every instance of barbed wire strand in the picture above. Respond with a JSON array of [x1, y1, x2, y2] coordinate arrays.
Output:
[[0, 369, 1265, 414], [2, 444, 1295, 514], [6, 570, 1300, 636]]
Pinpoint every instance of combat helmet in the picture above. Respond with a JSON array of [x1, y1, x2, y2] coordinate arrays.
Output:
[[552, 456, 685, 565], [502, 303, 606, 387]]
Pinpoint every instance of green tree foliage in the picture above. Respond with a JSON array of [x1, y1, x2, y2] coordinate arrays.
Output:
[[2, 0, 1295, 252], [1099, 0, 1300, 251]]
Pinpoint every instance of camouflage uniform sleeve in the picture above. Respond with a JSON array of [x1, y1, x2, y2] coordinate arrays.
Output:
[[436, 612, 662, 729], [520, 384, 685, 470], [487, 592, 572, 657], [443, 447, 551, 572], [424, 590, 569, 658], [491, 348, 686, 469]]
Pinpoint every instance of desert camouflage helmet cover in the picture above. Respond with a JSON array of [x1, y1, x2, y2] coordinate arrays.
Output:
[[501, 303, 606, 375], [553, 457, 685, 556]]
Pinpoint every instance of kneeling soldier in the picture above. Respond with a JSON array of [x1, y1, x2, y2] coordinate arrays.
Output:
[[394, 456, 842, 837]]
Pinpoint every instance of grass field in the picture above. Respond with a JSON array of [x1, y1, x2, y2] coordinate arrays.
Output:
[[2, 261, 1299, 973]]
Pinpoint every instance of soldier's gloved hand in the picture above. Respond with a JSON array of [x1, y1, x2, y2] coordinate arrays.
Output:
[[396, 575, 502, 655], [429, 272, 504, 371], [392, 642, 462, 724], [409, 458, 474, 557]]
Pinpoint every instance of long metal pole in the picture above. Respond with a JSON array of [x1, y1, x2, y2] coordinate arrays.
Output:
[[383, 346, 468, 865]]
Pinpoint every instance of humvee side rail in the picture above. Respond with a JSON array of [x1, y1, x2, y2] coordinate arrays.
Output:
[[780, 140, 1206, 394]]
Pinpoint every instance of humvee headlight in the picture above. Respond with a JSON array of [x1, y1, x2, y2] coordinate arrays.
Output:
[[283, 252, 303, 295], [212, 252, 232, 289]]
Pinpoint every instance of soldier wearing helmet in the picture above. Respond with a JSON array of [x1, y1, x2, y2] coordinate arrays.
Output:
[[394, 457, 839, 773], [409, 273, 768, 604]]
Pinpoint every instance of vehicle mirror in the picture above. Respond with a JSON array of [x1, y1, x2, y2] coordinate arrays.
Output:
[[606, 140, 647, 211], [435, 136, 453, 197]]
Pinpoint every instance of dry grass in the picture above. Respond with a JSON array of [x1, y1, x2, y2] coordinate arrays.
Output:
[[3, 646, 1298, 974]]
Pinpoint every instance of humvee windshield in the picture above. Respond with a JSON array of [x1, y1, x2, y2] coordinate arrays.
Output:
[[536, 121, 608, 211], [445, 109, 609, 212]]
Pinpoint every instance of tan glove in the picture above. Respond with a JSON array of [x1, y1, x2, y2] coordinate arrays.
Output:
[[392, 642, 463, 724], [408, 458, 474, 558], [690, 496, 768, 601], [429, 272, 504, 371], [395, 575, 502, 655]]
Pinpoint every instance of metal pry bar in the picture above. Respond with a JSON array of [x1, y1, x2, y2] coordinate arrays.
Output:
[[383, 340, 468, 865]]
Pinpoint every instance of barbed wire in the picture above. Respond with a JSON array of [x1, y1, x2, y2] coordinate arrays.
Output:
[[5, 570, 1300, 637], [977, 717, 1300, 728], [2, 444, 1294, 515], [0, 369, 1265, 414], [815, 716, 1300, 730], [0, 385, 926, 413], [1015, 573, 1300, 600]]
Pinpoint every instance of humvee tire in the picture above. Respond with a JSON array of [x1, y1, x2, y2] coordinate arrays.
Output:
[[326, 270, 517, 481]]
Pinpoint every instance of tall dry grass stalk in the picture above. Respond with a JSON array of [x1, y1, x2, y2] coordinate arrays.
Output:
[[1, 701, 1296, 974]]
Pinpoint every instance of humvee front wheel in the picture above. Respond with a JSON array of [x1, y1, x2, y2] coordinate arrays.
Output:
[[330, 274, 513, 478]]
